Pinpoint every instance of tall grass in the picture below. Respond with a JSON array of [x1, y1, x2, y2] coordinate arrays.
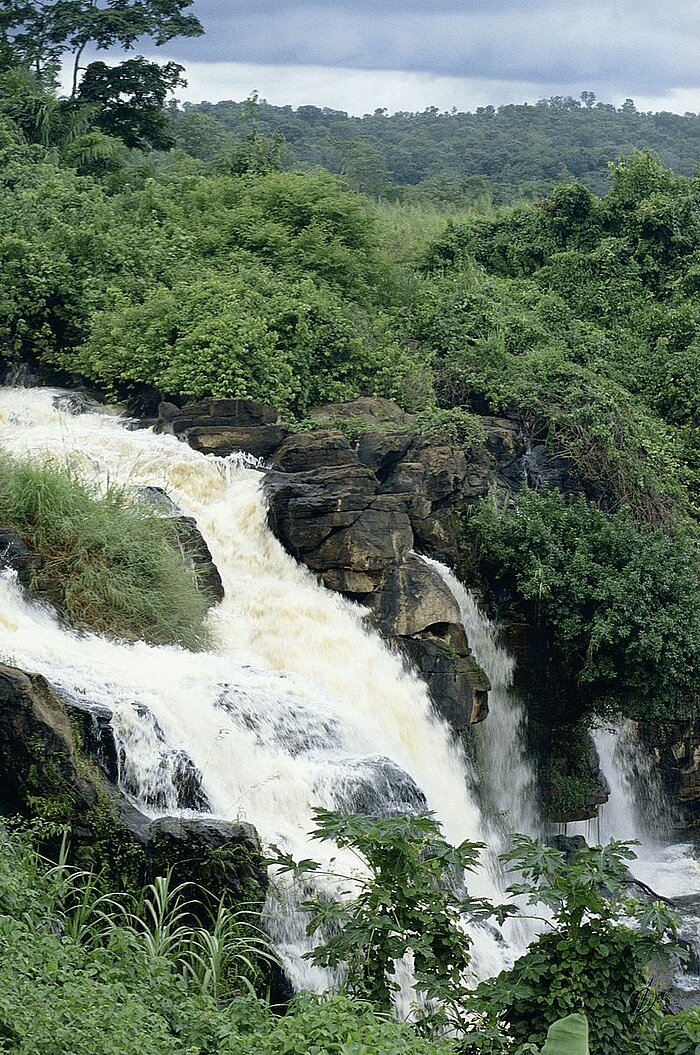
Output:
[[0, 826, 280, 1054], [371, 200, 485, 266], [0, 452, 211, 649]]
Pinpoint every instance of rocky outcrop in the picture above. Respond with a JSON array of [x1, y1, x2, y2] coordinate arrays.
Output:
[[367, 554, 489, 727], [0, 663, 266, 907], [263, 430, 489, 729], [156, 398, 287, 461], [149, 395, 582, 738], [265, 460, 413, 594], [139, 486, 224, 605]]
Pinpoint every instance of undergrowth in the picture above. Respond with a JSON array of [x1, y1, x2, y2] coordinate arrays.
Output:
[[0, 826, 450, 1055]]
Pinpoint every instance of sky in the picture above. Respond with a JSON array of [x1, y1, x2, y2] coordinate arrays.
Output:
[[72, 0, 700, 115]]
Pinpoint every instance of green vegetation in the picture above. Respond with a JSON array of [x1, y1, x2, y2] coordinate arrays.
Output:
[[473, 836, 677, 1054], [3, 10, 700, 1052], [0, 824, 451, 1055], [0, 805, 692, 1054], [271, 809, 507, 1034], [272, 811, 686, 1053], [0, 453, 210, 648], [463, 491, 700, 720], [175, 95, 700, 202]]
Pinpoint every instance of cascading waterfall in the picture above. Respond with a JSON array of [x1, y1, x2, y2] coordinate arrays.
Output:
[[0, 386, 524, 988], [422, 559, 540, 839], [421, 558, 542, 955]]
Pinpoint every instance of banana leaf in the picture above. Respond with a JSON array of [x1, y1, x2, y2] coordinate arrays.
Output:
[[540, 1013, 589, 1054]]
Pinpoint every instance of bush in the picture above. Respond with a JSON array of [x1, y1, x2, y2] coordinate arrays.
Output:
[[0, 828, 451, 1055], [76, 264, 424, 415], [463, 489, 700, 719], [0, 454, 210, 649], [473, 837, 677, 1055]]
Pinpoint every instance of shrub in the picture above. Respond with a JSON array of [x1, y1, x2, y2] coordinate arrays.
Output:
[[463, 489, 700, 720], [473, 838, 678, 1055], [270, 809, 508, 1034]]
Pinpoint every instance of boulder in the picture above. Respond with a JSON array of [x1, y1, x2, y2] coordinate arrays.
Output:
[[271, 430, 359, 472], [400, 626, 490, 729], [184, 425, 288, 461], [264, 466, 413, 587], [356, 430, 414, 478], [52, 391, 101, 416], [158, 397, 279, 434], [367, 553, 461, 639], [143, 817, 266, 904]]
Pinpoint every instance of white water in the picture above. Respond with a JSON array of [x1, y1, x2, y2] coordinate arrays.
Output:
[[593, 724, 700, 901], [422, 559, 540, 838], [0, 387, 521, 986]]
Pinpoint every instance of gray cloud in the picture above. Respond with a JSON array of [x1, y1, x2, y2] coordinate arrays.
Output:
[[157, 0, 696, 94]]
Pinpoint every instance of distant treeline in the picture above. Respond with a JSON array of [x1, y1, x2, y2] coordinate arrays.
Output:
[[171, 93, 700, 204]]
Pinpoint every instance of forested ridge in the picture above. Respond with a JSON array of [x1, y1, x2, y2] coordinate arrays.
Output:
[[175, 93, 700, 203], [3, 1, 700, 1051]]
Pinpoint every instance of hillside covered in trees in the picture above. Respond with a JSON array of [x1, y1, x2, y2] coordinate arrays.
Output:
[[174, 94, 700, 203]]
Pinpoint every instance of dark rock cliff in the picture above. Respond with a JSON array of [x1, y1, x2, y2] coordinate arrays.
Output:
[[0, 663, 266, 910]]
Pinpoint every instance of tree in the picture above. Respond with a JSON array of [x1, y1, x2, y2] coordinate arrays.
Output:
[[269, 809, 510, 1034], [77, 57, 184, 148], [0, 0, 202, 94]]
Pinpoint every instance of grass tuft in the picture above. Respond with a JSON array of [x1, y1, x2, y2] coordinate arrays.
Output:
[[0, 453, 211, 650]]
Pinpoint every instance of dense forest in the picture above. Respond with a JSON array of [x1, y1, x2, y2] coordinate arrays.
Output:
[[3, 1, 700, 1052], [174, 94, 700, 202]]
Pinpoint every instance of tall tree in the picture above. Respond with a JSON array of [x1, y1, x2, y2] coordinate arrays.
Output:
[[0, 0, 202, 93], [77, 56, 183, 147]]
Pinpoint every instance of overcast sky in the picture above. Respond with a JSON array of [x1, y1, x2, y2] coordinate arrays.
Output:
[[82, 0, 700, 115]]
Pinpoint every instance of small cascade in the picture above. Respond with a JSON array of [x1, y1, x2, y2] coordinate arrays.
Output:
[[421, 559, 542, 955], [422, 558, 540, 838], [593, 724, 700, 900], [0, 387, 526, 987], [592, 723, 700, 996]]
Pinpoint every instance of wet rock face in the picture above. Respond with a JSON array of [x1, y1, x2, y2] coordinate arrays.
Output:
[[0, 664, 99, 818], [0, 529, 35, 588], [139, 486, 224, 605], [265, 463, 414, 593], [639, 719, 700, 821], [0, 663, 266, 909], [144, 818, 266, 905]]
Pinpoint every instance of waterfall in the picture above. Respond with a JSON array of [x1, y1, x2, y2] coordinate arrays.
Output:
[[593, 724, 700, 900], [0, 386, 523, 986], [422, 559, 540, 838]]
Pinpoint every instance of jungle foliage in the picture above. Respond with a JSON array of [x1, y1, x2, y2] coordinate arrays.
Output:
[[2, 815, 694, 1055], [176, 94, 700, 203]]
